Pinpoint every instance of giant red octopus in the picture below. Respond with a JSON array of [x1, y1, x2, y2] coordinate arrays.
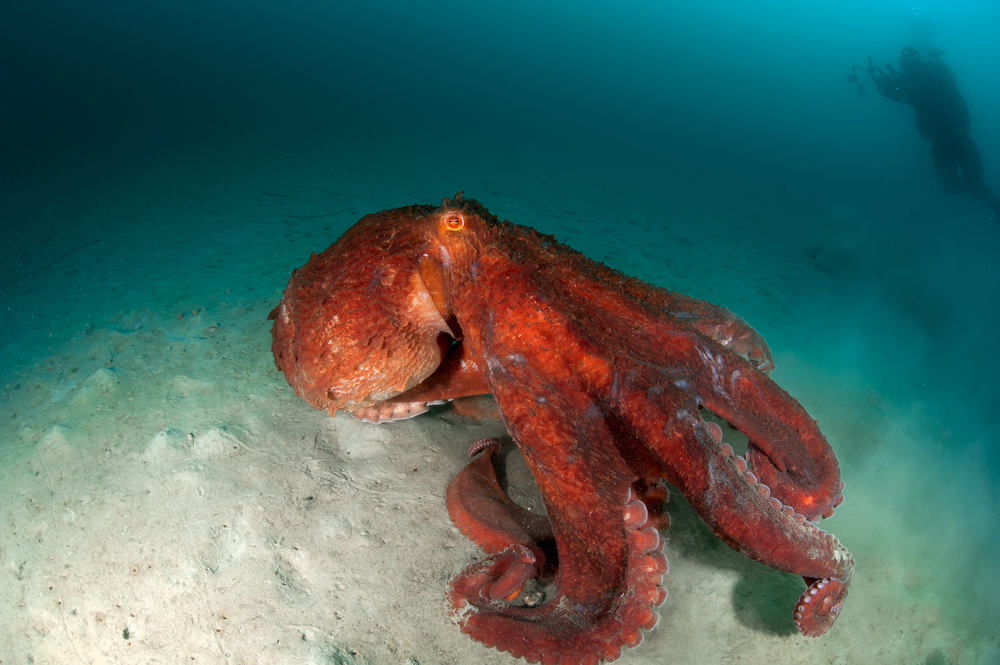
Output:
[[270, 194, 853, 664]]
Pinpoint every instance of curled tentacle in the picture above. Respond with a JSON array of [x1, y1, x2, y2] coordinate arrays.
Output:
[[620, 379, 853, 637], [795, 577, 850, 637], [447, 484, 668, 665], [446, 438, 552, 560]]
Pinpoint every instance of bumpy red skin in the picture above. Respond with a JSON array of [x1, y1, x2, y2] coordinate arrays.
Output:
[[270, 196, 853, 664]]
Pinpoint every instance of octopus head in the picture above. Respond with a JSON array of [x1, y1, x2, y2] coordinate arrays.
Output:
[[270, 203, 457, 414], [270, 193, 499, 415]]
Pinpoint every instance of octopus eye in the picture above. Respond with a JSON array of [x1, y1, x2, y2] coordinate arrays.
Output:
[[443, 213, 465, 231]]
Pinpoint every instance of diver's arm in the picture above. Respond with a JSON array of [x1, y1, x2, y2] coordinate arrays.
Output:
[[872, 70, 906, 102], [866, 57, 907, 102]]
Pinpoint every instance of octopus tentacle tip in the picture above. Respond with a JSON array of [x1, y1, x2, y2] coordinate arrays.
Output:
[[794, 577, 848, 637], [468, 436, 500, 458], [486, 547, 538, 602]]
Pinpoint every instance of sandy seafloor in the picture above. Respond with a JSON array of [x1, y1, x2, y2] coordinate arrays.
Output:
[[2, 140, 999, 665]]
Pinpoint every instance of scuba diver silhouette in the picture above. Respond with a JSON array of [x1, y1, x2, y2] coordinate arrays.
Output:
[[856, 47, 1000, 220]]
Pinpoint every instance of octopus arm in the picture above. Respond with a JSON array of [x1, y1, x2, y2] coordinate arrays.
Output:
[[545, 247, 775, 372], [686, 340, 844, 520], [349, 340, 492, 422], [616, 345, 853, 636], [634, 286, 775, 372], [446, 365, 667, 665], [446, 437, 554, 559]]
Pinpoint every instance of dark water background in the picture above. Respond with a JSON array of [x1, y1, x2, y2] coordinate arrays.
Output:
[[1, 1, 998, 661], [4, 0, 999, 432], [4, 1, 997, 197]]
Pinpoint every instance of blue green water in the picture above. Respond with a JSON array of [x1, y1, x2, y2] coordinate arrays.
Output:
[[1, 2, 998, 663]]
